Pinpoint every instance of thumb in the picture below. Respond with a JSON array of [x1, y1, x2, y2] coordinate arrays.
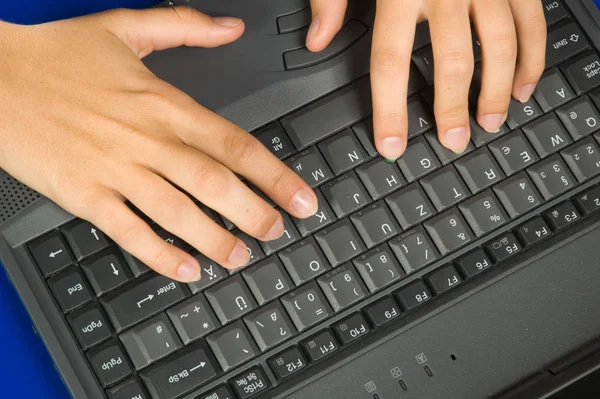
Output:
[[101, 6, 245, 58]]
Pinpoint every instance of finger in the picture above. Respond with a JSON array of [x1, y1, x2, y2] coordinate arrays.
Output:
[[472, 0, 517, 133], [370, 0, 420, 160], [428, 0, 474, 153], [76, 188, 202, 282], [153, 145, 286, 242], [117, 167, 251, 272], [101, 6, 245, 58], [509, 0, 546, 102], [307, 0, 348, 51]]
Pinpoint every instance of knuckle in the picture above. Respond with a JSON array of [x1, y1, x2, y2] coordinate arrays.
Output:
[[438, 101, 469, 121], [170, 5, 196, 24], [439, 50, 474, 79], [190, 163, 230, 200], [223, 133, 260, 168], [202, 232, 235, 262]]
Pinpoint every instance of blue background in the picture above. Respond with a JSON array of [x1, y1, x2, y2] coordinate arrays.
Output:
[[0, 3, 158, 398]]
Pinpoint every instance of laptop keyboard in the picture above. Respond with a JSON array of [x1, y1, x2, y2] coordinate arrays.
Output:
[[23, 3, 600, 399]]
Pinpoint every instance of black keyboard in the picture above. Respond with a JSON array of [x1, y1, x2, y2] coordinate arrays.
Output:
[[24, 3, 600, 398]]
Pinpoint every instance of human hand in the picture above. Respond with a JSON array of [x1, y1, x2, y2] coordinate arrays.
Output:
[[0, 7, 318, 282], [307, 0, 546, 158]]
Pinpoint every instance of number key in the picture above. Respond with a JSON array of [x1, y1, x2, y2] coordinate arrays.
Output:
[[424, 209, 474, 255], [353, 245, 405, 293], [281, 283, 332, 332], [561, 137, 600, 182], [389, 226, 438, 274], [494, 173, 543, 218], [528, 155, 577, 200], [459, 190, 509, 237], [317, 265, 368, 311]]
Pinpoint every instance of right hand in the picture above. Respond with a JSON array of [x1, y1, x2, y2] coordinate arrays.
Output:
[[0, 6, 318, 282]]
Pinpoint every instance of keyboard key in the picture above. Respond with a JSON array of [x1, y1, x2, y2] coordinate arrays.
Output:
[[285, 147, 333, 187], [62, 219, 111, 260], [232, 231, 265, 270], [102, 274, 189, 332], [315, 219, 366, 266], [546, 23, 590, 68], [279, 238, 331, 285], [394, 280, 432, 311], [88, 340, 132, 387], [424, 209, 474, 255], [485, 233, 522, 263], [140, 342, 220, 399], [205, 275, 257, 325], [259, 213, 300, 255], [121, 252, 151, 278], [389, 226, 438, 274], [230, 366, 270, 399], [269, 347, 307, 380], [412, 46, 435, 85], [242, 257, 293, 305], [353, 245, 405, 293], [301, 329, 339, 362], [425, 131, 475, 165], [517, 217, 552, 246], [459, 190, 509, 237], [386, 184, 435, 229], [281, 282, 332, 331], [421, 165, 470, 211], [489, 130, 540, 176], [574, 185, 600, 215], [546, 201, 581, 230], [351, 201, 401, 248], [494, 173, 543, 218], [528, 155, 577, 200], [455, 248, 493, 278], [120, 313, 182, 370], [426, 264, 463, 294], [364, 296, 402, 328], [542, 0, 568, 26], [167, 295, 219, 344], [397, 136, 441, 181], [187, 253, 227, 293], [67, 304, 111, 350], [107, 379, 148, 399], [556, 96, 600, 140], [220, 215, 236, 231], [356, 158, 406, 200], [470, 114, 510, 147], [207, 320, 259, 372], [533, 69, 574, 112], [523, 113, 572, 158], [49, 268, 93, 312], [28, 232, 74, 277], [318, 129, 367, 175], [561, 137, 600, 182], [506, 97, 542, 130], [292, 189, 336, 236], [407, 96, 435, 138], [197, 386, 235, 399], [455, 147, 504, 193], [321, 171, 371, 218], [561, 51, 600, 95], [318, 264, 367, 311], [352, 119, 378, 158], [81, 250, 131, 296], [244, 302, 295, 351], [256, 122, 294, 159], [332, 313, 370, 344]]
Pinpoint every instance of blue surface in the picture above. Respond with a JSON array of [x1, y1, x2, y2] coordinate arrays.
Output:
[[0, 3, 160, 398]]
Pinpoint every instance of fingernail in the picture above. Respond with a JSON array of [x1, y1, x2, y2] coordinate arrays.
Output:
[[212, 16, 243, 27], [518, 84, 536, 103], [263, 216, 284, 241], [479, 113, 506, 133], [381, 137, 406, 159], [176, 262, 201, 282], [228, 239, 250, 267], [306, 16, 320, 46], [443, 127, 469, 154], [290, 189, 318, 217]]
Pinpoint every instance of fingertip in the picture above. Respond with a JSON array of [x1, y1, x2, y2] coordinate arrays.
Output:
[[378, 136, 407, 160], [226, 239, 251, 269], [515, 83, 536, 104], [176, 259, 201, 282], [440, 126, 470, 154]]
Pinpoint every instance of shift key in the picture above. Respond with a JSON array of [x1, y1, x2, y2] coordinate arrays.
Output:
[[546, 23, 589, 68], [102, 274, 189, 332]]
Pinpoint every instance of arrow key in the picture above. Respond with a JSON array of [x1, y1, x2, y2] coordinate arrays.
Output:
[[28, 231, 74, 277], [62, 219, 111, 260], [81, 250, 132, 296]]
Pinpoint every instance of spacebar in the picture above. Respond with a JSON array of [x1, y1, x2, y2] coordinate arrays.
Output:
[[281, 76, 372, 150]]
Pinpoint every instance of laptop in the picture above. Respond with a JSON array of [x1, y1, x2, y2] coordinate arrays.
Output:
[[3, 0, 600, 398]]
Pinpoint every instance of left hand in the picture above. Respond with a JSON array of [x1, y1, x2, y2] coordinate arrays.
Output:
[[306, 0, 547, 159]]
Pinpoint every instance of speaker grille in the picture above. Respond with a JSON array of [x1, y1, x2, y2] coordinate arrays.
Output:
[[0, 173, 42, 224]]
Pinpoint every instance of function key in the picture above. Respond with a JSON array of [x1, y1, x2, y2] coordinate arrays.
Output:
[[485, 233, 522, 263], [301, 329, 339, 362], [545, 23, 590, 69], [49, 268, 93, 312], [517, 217, 552, 247], [455, 247, 493, 278], [230, 366, 270, 399], [67, 304, 112, 350], [87, 340, 132, 387], [560, 51, 600, 95], [256, 122, 295, 159], [62, 219, 111, 260], [426, 264, 463, 295], [196, 385, 235, 399], [394, 280, 432, 311], [545, 201, 581, 230], [556, 95, 600, 140], [107, 379, 148, 399], [80, 250, 132, 296], [542, 0, 568, 26], [364, 296, 402, 328], [28, 231, 74, 277], [268, 346, 307, 380], [332, 313, 370, 344], [574, 185, 600, 215]]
